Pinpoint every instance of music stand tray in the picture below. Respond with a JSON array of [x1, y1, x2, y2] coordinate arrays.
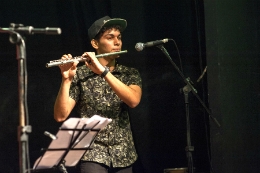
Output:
[[32, 115, 112, 171]]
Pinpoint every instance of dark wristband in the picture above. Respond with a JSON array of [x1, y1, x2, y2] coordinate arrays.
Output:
[[101, 66, 110, 78]]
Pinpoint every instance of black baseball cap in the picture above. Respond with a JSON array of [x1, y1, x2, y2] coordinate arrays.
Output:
[[88, 16, 127, 41]]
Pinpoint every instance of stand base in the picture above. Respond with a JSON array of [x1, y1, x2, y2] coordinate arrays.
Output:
[[164, 168, 187, 173], [164, 167, 195, 173], [164, 167, 197, 173]]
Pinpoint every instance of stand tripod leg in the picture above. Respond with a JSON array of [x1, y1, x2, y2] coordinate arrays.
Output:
[[184, 86, 194, 173], [186, 146, 194, 173], [58, 160, 68, 173]]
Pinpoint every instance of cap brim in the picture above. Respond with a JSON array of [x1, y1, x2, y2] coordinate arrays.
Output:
[[102, 18, 127, 32]]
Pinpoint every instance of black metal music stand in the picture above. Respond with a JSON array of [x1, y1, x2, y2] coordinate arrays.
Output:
[[32, 116, 111, 173]]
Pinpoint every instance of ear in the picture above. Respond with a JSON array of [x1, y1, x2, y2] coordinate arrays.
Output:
[[91, 39, 99, 50]]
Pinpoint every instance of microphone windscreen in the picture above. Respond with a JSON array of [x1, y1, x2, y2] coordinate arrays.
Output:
[[135, 43, 144, 51]]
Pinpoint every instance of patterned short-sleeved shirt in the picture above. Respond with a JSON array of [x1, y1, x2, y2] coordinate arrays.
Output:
[[69, 63, 142, 168]]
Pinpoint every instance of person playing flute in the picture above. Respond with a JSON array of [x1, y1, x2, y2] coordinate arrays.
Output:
[[54, 16, 142, 173]]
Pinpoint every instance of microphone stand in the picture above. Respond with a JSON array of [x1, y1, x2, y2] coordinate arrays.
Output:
[[0, 26, 31, 173], [156, 44, 220, 173], [0, 23, 61, 173]]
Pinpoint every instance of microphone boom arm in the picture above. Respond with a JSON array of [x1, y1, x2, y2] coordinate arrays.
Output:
[[155, 44, 220, 126]]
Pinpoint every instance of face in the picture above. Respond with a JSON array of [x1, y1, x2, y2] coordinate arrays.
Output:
[[94, 28, 122, 55]]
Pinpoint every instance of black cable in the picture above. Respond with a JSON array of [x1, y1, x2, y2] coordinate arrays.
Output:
[[169, 39, 183, 73], [24, 48, 31, 173]]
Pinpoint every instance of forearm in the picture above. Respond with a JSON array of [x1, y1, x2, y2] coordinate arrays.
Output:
[[54, 79, 75, 122], [104, 72, 142, 108]]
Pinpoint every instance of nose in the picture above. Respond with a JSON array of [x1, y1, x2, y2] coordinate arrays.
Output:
[[114, 38, 120, 45]]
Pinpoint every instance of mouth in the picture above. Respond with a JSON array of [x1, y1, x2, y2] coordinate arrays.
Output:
[[112, 49, 121, 52]]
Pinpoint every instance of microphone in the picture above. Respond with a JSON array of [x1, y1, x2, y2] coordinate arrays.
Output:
[[9, 23, 62, 35], [44, 131, 58, 140], [135, 38, 169, 51], [31, 27, 62, 35], [13, 26, 62, 35]]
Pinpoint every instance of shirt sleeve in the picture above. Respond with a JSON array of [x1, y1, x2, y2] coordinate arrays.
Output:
[[127, 68, 142, 89], [69, 71, 80, 102]]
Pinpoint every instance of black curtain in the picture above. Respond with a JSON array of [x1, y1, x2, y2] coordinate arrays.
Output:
[[205, 0, 260, 172], [0, 1, 209, 173]]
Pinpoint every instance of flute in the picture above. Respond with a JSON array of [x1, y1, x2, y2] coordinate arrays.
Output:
[[46, 50, 127, 68]]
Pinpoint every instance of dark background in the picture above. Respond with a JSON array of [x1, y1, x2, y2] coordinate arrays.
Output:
[[205, 0, 260, 173], [0, 0, 259, 173]]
